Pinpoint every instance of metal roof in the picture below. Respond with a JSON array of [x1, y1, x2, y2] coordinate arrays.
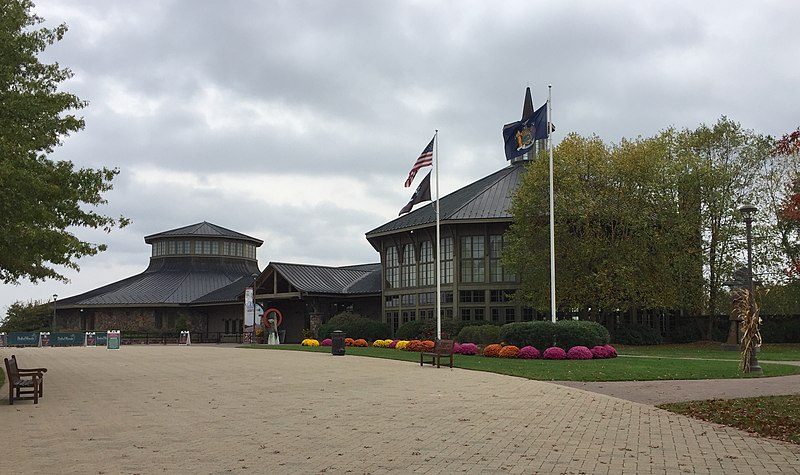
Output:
[[365, 162, 526, 241], [57, 257, 261, 307], [144, 221, 263, 245], [269, 262, 381, 295]]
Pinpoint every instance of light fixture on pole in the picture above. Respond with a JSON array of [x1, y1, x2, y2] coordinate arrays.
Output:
[[52, 294, 58, 331], [252, 273, 259, 345], [738, 204, 762, 374]]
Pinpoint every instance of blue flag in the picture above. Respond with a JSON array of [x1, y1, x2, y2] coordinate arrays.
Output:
[[502, 103, 548, 160]]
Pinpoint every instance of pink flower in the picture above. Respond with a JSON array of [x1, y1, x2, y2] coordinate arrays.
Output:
[[567, 346, 593, 360], [458, 343, 478, 355], [321, 338, 332, 346], [518, 346, 540, 359], [543, 347, 567, 360]]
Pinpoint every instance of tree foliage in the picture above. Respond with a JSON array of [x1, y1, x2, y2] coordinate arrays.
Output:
[[0, 0, 128, 285], [0, 299, 50, 332], [504, 132, 703, 314], [771, 128, 800, 279]]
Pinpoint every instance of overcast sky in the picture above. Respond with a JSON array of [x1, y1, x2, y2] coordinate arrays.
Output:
[[3, 0, 799, 315]]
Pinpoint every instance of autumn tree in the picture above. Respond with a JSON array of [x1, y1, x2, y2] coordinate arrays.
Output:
[[770, 128, 800, 279], [0, 0, 128, 285]]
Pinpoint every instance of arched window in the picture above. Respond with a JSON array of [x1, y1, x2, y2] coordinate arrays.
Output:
[[401, 244, 416, 287], [385, 247, 399, 288]]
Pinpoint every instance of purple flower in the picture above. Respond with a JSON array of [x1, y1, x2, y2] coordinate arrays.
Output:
[[567, 346, 593, 360], [458, 343, 478, 355], [518, 346, 540, 359], [321, 338, 332, 346], [604, 344, 617, 357], [543, 347, 567, 360], [590, 346, 611, 359], [389, 339, 399, 349]]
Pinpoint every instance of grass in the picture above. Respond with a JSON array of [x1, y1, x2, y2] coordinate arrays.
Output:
[[616, 342, 800, 361], [249, 344, 800, 382], [660, 395, 800, 445]]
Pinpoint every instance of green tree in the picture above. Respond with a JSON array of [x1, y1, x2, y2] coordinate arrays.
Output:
[[504, 132, 703, 320], [676, 118, 773, 331], [0, 0, 128, 285], [0, 299, 50, 332]]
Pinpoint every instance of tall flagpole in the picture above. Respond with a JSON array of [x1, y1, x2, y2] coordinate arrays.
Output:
[[548, 85, 556, 323], [434, 130, 442, 340]]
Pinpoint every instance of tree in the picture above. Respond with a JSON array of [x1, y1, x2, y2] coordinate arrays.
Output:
[[675, 118, 772, 335], [770, 129, 800, 279], [0, 0, 128, 284], [0, 299, 50, 332], [504, 132, 703, 321]]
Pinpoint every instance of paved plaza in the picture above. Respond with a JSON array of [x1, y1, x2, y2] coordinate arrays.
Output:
[[2, 345, 799, 474]]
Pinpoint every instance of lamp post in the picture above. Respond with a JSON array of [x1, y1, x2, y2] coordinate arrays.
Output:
[[52, 294, 58, 331], [251, 273, 259, 345], [739, 204, 762, 373]]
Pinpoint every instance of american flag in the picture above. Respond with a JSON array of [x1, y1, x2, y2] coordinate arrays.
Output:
[[404, 136, 435, 187]]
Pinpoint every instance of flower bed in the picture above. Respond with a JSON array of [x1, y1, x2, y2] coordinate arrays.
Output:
[[457, 342, 478, 355], [482, 344, 503, 357], [301, 338, 320, 346], [518, 346, 540, 359], [353, 338, 368, 347], [320, 338, 332, 346]]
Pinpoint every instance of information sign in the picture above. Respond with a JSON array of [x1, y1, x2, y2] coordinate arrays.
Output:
[[107, 330, 121, 350]]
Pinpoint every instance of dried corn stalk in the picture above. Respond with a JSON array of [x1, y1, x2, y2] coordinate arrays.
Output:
[[734, 288, 762, 372]]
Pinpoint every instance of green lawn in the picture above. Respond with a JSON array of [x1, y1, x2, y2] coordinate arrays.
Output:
[[250, 344, 800, 382], [617, 342, 800, 361], [660, 395, 800, 445]]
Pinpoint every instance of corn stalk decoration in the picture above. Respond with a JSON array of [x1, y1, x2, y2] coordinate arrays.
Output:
[[733, 288, 762, 372]]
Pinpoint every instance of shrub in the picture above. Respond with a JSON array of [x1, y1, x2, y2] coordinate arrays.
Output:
[[344, 337, 355, 346], [405, 340, 422, 351], [320, 338, 332, 346], [566, 346, 593, 360], [604, 344, 617, 357], [499, 345, 520, 358], [554, 320, 610, 349], [300, 338, 320, 346], [457, 324, 501, 345], [389, 339, 399, 349], [317, 312, 391, 341], [612, 324, 663, 345], [543, 347, 567, 360], [458, 342, 479, 355], [518, 346, 540, 359], [395, 340, 409, 350], [419, 340, 435, 352], [371, 339, 385, 347], [483, 343, 503, 357], [453, 342, 461, 353], [590, 345, 614, 359], [501, 320, 609, 349], [395, 318, 464, 341], [353, 339, 368, 347]]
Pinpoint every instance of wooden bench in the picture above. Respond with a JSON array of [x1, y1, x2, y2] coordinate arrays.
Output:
[[420, 339, 455, 368], [4, 355, 46, 405]]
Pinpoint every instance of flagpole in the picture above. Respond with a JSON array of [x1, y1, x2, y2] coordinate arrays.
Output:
[[434, 130, 442, 340], [548, 85, 556, 323]]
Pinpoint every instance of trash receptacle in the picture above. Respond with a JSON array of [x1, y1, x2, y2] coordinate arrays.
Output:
[[331, 330, 345, 356]]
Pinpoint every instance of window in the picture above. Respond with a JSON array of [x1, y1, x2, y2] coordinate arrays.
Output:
[[385, 247, 399, 289], [401, 310, 416, 324], [440, 237, 453, 284], [491, 308, 500, 322], [401, 244, 416, 287], [386, 311, 400, 335], [459, 290, 486, 303], [460, 236, 485, 282], [490, 290, 511, 302], [490, 235, 516, 282], [419, 241, 434, 286], [441, 291, 454, 304], [400, 294, 417, 306], [523, 307, 535, 321], [461, 308, 484, 322], [505, 308, 516, 324], [418, 292, 435, 305], [211, 241, 220, 255], [384, 296, 399, 308], [223, 242, 231, 255]]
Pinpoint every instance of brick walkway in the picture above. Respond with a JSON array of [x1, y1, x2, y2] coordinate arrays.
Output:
[[2, 346, 798, 474]]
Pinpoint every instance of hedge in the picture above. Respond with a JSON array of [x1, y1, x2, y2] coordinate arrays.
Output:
[[457, 324, 501, 345], [395, 318, 463, 341], [611, 324, 663, 345], [499, 320, 609, 349], [318, 312, 390, 341]]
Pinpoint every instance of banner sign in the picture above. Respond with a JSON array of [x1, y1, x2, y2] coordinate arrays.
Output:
[[85, 332, 97, 347], [51, 332, 84, 346], [39, 332, 51, 347], [107, 330, 121, 350], [8, 332, 39, 346], [179, 330, 191, 345], [0, 332, 6, 347], [96, 332, 108, 346]]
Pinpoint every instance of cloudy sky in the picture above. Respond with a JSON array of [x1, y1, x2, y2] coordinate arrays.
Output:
[[3, 0, 799, 315]]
